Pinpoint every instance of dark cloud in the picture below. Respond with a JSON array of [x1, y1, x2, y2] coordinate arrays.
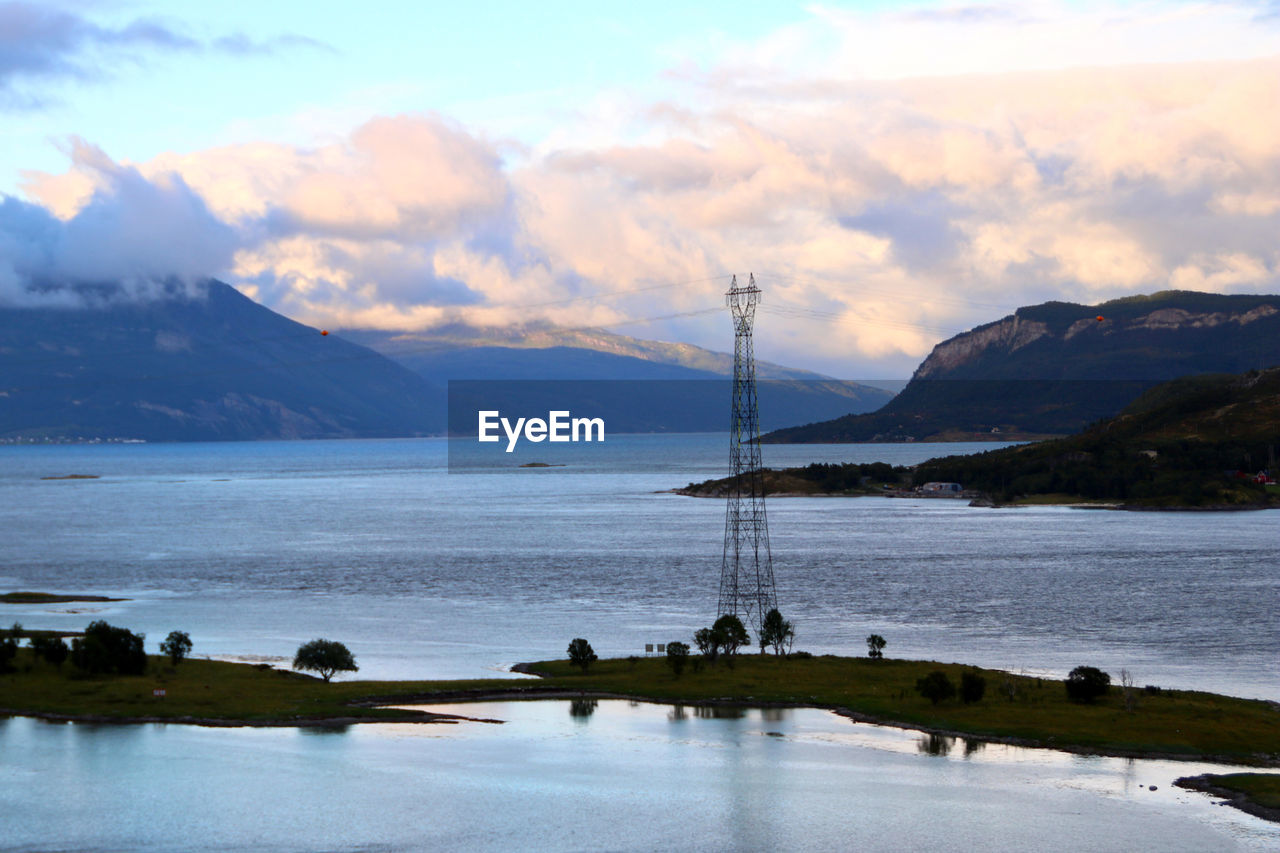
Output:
[[0, 2, 330, 107], [0, 142, 240, 305]]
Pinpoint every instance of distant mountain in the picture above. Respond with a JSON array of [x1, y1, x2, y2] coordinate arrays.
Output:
[[0, 283, 893, 443], [339, 325, 832, 380], [762, 290, 1280, 443], [0, 281, 441, 441], [340, 327, 895, 433]]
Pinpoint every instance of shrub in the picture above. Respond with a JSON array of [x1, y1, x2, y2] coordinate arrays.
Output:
[[916, 670, 956, 705], [1064, 666, 1111, 703], [567, 638, 597, 673], [866, 634, 886, 660], [665, 641, 690, 677], [71, 621, 147, 675], [693, 627, 717, 659], [960, 671, 987, 704], [0, 623, 19, 673], [292, 639, 358, 683]]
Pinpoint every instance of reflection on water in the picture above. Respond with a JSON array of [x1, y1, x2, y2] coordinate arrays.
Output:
[[3, 701, 1277, 852], [915, 733, 987, 757], [569, 697, 598, 719]]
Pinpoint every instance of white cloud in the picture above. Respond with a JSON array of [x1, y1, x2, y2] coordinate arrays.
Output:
[[11, 2, 1280, 374]]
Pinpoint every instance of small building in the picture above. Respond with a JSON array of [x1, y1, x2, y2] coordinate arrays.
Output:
[[920, 482, 963, 493]]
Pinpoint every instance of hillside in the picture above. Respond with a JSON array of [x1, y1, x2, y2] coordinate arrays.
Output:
[[682, 368, 1280, 508], [762, 290, 1280, 443], [0, 281, 442, 442]]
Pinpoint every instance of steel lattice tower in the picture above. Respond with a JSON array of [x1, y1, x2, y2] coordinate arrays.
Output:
[[718, 273, 777, 637]]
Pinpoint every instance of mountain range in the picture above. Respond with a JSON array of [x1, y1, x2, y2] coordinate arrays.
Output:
[[0, 281, 890, 442], [762, 290, 1280, 443]]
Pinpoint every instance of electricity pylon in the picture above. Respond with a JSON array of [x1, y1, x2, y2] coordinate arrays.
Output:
[[717, 273, 777, 637]]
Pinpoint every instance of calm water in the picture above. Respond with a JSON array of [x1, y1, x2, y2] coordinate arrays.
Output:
[[1, 436, 1278, 851], [3, 702, 1278, 852]]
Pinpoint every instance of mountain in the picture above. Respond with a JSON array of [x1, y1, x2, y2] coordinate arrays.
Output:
[[0, 281, 442, 442], [338, 325, 834, 380], [762, 290, 1280, 443], [338, 327, 895, 434], [0, 282, 892, 442], [682, 367, 1280, 508]]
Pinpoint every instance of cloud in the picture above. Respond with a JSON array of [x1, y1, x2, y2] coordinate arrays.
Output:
[[11, 3, 1280, 375], [0, 140, 238, 305], [0, 1, 328, 107]]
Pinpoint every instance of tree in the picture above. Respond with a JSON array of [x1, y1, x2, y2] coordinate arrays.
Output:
[[1064, 666, 1111, 703], [32, 635, 69, 669], [71, 621, 147, 675], [866, 634, 886, 660], [711, 614, 748, 657], [666, 641, 690, 677], [566, 637, 597, 673], [759, 609, 795, 655], [960, 671, 986, 704], [292, 639, 358, 683], [916, 670, 956, 705], [160, 631, 192, 666], [693, 627, 717, 660]]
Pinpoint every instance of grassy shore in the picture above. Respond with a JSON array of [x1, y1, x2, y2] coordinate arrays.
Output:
[[3, 650, 1279, 769], [1, 591, 126, 604], [1175, 772, 1280, 823]]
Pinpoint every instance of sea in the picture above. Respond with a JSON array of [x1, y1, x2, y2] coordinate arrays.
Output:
[[1, 435, 1277, 851]]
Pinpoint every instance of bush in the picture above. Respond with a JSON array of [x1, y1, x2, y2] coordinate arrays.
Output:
[[567, 638, 597, 673], [160, 631, 192, 665], [292, 639, 358, 683], [1065, 666, 1111, 703], [693, 627, 716, 659], [71, 621, 147, 675], [665, 641, 690, 677], [787, 650, 813, 660], [916, 670, 956, 705], [960, 671, 986, 704], [866, 634, 886, 660]]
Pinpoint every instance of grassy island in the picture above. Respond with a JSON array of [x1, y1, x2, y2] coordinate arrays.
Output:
[[3, 650, 1278, 771], [1, 591, 127, 604]]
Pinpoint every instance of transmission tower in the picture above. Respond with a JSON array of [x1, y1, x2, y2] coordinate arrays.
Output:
[[718, 273, 777, 637]]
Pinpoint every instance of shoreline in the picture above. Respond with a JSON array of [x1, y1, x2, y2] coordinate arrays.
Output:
[[1174, 774, 1280, 824], [7, 675, 1280, 771]]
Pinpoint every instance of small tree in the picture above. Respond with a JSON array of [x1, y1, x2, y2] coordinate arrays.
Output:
[[666, 641, 690, 677], [160, 631, 192, 666], [711, 615, 748, 658], [292, 639, 358, 683], [693, 627, 717, 660], [567, 637, 597, 673], [866, 634, 886, 660], [916, 670, 956, 705], [759, 609, 795, 655], [960, 671, 986, 704], [1064, 666, 1110, 703]]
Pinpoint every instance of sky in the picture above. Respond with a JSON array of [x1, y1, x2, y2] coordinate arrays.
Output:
[[1, 0, 1279, 376]]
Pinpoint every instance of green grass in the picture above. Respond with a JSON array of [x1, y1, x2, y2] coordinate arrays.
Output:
[[1206, 774, 1280, 809], [3, 651, 1278, 766]]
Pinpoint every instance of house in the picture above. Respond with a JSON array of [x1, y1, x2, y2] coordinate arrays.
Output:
[[920, 481, 963, 494]]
